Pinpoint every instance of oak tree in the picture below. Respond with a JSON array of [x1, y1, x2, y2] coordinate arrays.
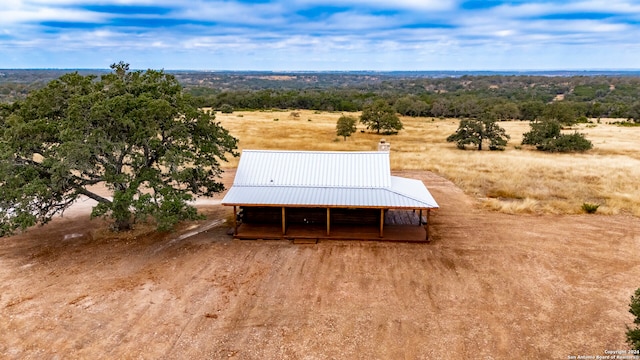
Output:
[[522, 119, 592, 152], [0, 62, 238, 235], [336, 115, 357, 140], [360, 99, 403, 134], [446, 114, 510, 151]]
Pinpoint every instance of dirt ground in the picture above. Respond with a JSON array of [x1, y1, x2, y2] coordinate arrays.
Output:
[[1, 170, 639, 359]]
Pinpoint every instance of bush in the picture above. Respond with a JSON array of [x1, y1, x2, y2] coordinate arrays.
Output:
[[576, 115, 589, 123], [614, 121, 640, 127], [627, 288, 640, 351], [543, 133, 593, 152], [522, 119, 593, 152], [522, 119, 561, 149], [581, 203, 599, 214], [219, 103, 234, 114]]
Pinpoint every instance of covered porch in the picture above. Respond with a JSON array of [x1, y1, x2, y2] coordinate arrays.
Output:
[[231, 207, 434, 242]]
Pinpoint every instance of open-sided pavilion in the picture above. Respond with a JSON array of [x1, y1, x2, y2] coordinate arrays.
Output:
[[221, 149, 439, 242]]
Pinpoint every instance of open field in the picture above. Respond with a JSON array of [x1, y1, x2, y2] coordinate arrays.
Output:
[[1, 109, 639, 359], [216, 110, 640, 216], [1, 170, 639, 359]]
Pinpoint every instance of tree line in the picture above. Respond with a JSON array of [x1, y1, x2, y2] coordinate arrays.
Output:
[[187, 75, 640, 122], [5, 71, 640, 122]]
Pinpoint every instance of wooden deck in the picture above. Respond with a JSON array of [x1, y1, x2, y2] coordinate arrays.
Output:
[[384, 209, 425, 226], [234, 210, 429, 243]]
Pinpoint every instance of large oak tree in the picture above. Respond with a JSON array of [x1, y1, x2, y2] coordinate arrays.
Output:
[[360, 99, 403, 134], [446, 114, 510, 151], [0, 62, 237, 235]]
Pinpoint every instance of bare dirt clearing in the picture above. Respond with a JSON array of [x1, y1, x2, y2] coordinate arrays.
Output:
[[1, 170, 639, 359]]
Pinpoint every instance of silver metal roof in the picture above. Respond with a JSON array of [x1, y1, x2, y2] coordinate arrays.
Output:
[[232, 150, 391, 188], [222, 150, 439, 209]]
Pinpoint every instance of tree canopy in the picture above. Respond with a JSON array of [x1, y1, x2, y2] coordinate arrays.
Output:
[[360, 99, 403, 134], [336, 115, 357, 141], [0, 62, 238, 235], [522, 119, 592, 152], [446, 114, 510, 151]]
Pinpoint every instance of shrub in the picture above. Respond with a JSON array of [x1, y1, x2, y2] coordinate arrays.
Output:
[[576, 115, 589, 123], [614, 121, 640, 127], [581, 202, 600, 214], [627, 288, 640, 351], [522, 119, 561, 149], [543, 132, 593, 153], [219, 103, 234, 114], [522, 119, 593, 152]]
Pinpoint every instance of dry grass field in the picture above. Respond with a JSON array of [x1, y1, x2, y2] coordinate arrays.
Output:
[[216, 109, 640, 217], [2, 109, 640, 359]]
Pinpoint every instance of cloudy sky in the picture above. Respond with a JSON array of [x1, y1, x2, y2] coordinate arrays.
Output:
[[1, 0, 640, 70]]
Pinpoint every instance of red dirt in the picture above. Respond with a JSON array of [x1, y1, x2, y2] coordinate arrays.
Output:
[[1, 170, 639, 359]]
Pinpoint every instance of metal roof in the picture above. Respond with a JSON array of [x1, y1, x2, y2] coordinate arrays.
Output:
[[222, 150, 439, 209], [232, 150, 391, 188]]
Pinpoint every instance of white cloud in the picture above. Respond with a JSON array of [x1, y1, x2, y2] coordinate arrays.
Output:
[[176, 1, 287, 25], [0, 8, 106, 24], [292, 0, 456, 11], [2, 0, 640, 69]]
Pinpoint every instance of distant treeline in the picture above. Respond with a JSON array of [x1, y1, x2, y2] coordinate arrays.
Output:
[[187, 75, 640, 121], [3, 70, 640, 121]]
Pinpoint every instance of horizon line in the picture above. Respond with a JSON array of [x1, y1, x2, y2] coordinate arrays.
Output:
[[3, 68, 640, 73]]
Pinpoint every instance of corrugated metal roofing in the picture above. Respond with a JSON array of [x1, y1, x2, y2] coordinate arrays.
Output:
[[222, 150, 439, 209], [222, 185, 438, 209], [232, 150, 391, 188], [389, 176, 439, 208]]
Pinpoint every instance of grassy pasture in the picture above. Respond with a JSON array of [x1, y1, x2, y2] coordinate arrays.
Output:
[[215, 109, 640, 216]]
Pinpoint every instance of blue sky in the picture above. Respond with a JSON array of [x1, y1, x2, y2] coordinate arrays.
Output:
[[1, 0, 640, 70]]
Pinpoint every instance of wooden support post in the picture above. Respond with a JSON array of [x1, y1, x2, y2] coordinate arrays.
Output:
[[425, 209, 431, 241], [326, 208, 331, 236], [233, 206, 238, 235], [379, 208, 384, 238], [419, 209, 423, 226], [282, 207, 286, 236]]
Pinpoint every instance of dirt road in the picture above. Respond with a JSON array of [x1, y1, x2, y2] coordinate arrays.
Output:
[[1, 171, 639, 359]]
